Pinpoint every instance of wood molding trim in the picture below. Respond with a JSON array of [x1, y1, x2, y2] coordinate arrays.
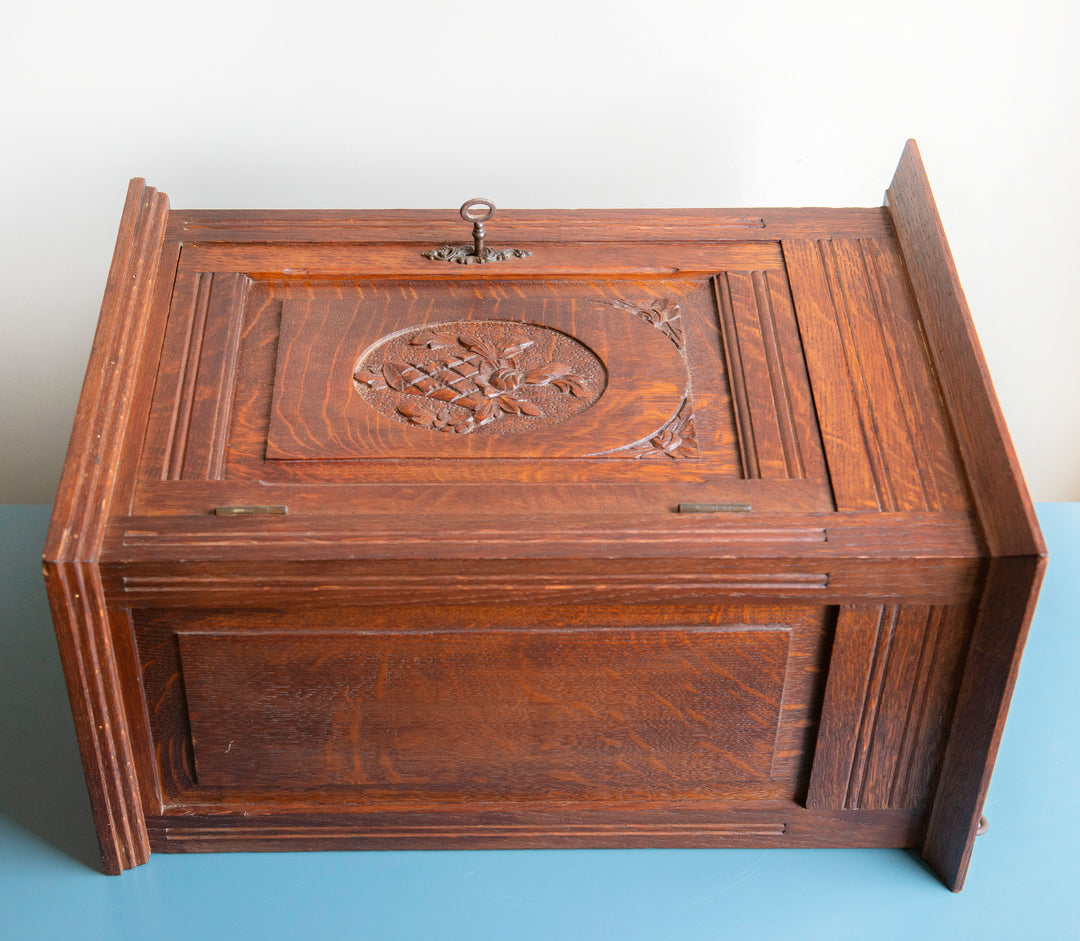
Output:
[[44, 178, 170, 562], [43, 178, 168, 872], [43, 561, 150, 874]]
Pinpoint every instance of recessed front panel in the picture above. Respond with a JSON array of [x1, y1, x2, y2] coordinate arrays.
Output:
[[179, 627, 790, 794], [137, 603, 832, 807]]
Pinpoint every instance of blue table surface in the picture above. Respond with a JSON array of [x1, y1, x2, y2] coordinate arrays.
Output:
[[2, 504, 1077, 940]]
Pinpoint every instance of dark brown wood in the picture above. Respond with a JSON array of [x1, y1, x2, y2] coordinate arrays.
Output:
[[134, 603, 828, 808], [42, 562, 150, 874], [266, 285, 697, 461], [44, 178, 169, 561], [782, 237, 968, 513], [44, 144, 1042, 886]]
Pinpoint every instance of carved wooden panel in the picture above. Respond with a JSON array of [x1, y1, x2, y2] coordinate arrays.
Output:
[[265, 281, 704, 461], [806, 604, 974, 812], [178, 626, 791, 795], [199, 272, 828, 497], [132, 266, 836, 511]]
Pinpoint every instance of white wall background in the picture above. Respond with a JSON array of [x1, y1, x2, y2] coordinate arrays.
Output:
[[2, 0, 1076, 503]]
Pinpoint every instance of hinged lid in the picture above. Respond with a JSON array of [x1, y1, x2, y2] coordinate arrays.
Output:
[[46, 143, 1044, 575]]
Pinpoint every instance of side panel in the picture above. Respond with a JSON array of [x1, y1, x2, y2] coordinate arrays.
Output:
[[886, 140, 1046, 890], [43, 179, 169, 873]]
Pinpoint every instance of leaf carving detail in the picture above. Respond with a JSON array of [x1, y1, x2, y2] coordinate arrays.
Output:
[[586, 396, 698, 460], [613, 300, 684, 349], [382, 363, 408, 392]]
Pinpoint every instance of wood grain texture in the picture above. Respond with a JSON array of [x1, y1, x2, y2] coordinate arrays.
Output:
[[106, 507, 979, 562], [136, 604, 828, 807], [884, 141, 1046, 889], [179, 240, 785, 281], [806, 604, 973, 813], [179, 627, 790, 794], [782, 240, 881, 510], [144, 272, 248, 480], [208, 275, 829, 511], [107, 560, 980, 609], [266, 284, 695, 461], [885, 140, 1043, 557], [715, 270, 825, 480], [145, 805, 923, 854], [166, 206, 895, 243], [782, 237, 968, 513]]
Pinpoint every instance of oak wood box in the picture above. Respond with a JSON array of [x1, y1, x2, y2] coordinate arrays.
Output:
[[44, 142, 1044, 890]]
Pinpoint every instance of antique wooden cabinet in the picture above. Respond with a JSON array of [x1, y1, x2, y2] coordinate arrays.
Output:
[[44, 142, 1044, 889]]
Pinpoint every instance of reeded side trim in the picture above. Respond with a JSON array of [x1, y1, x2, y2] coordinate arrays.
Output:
[[44, 561, 150, 874], [43, 178, 167, 873]]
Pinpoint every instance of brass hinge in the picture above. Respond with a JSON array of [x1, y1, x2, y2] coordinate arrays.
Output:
[[676, 503, 752, 513], [213, 505, 289, 516]]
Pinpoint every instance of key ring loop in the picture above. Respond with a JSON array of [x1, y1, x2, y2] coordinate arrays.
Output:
[[460, 198, 495, 223]]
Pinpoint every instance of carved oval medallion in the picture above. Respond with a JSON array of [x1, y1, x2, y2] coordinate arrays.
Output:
[[353, 321, 607, 435]]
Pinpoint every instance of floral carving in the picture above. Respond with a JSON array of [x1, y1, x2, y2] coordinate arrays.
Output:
[[588, 397, 698, 460], [613, 300, 684, 349], [422, 245, 533, 265], [354, 322, 604, 435]]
